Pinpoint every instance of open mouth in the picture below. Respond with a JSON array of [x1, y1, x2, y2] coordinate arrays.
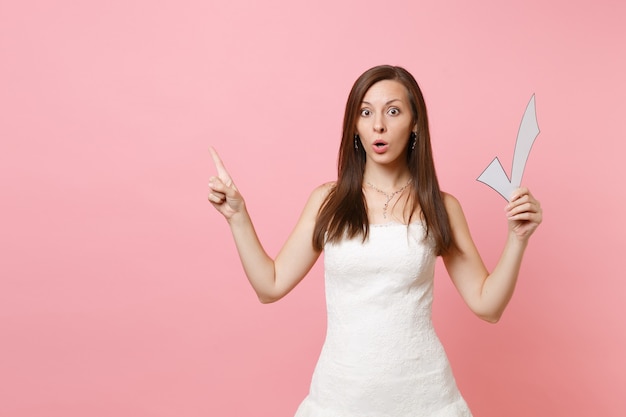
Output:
[[372, 140, 389, 153]]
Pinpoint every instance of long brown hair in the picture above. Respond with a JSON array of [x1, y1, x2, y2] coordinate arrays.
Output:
[[312, 65, 453, 255]]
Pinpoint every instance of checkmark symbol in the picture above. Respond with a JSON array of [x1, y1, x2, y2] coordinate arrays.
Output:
[[477, 95, 540, 201]]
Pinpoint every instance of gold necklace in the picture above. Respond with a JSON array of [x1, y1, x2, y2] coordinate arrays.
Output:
[[365, 178, 412, 219]]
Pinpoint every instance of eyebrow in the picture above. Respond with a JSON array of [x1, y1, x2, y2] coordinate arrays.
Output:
[[361, 99, 403, 106]]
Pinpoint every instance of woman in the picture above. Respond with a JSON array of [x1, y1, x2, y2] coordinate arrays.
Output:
[[208, 65, 542, 416]]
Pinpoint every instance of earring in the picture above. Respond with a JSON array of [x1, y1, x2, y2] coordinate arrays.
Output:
[[410, 132, 416, 150], [354, 134, 360, 150]]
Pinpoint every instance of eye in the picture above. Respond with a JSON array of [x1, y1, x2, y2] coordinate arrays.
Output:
[[360, 108, 371, 117], [387, 107, 400, 116]]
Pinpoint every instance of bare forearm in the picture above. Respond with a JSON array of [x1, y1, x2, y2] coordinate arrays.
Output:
[[227, 209, 277, 302], [479, 234, 528, 322]]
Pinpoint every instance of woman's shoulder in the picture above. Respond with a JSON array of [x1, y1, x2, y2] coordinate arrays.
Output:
[[311, 181, 336, 199], [441, 191, 460, 207], [302, 181, 336, 213], [440, 191, 468, 226], [441, 191, 465, 217]]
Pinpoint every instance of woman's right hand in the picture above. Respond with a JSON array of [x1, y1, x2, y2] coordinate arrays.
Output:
[[208, 147, 245, 221]]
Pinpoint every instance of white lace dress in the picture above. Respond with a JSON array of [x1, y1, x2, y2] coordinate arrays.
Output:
[[294, 222, 472, 417]]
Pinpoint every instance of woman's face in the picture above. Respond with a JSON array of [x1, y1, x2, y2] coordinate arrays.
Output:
[[356, 79, 416, 168]]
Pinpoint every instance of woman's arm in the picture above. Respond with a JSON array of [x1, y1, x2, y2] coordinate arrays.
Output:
[[208, 147, 329, 303], [441, 188, 542, 323]]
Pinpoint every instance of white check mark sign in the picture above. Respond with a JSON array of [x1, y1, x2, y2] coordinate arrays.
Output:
[[477, 95, 540, 201]]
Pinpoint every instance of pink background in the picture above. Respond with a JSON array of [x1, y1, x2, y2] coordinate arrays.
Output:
[[2, 0, 625, 416]]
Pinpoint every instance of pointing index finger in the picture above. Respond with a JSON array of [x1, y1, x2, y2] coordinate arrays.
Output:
[[209, 146, 232, 183]]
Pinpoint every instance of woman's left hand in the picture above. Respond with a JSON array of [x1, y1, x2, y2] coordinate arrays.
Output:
[[506, 187, 542, 241]]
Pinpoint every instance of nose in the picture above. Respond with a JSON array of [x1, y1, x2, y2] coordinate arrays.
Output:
[[373, 114, 386, 133]]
